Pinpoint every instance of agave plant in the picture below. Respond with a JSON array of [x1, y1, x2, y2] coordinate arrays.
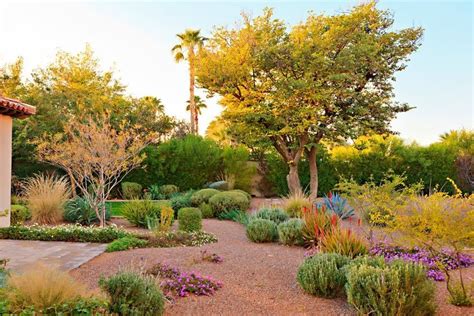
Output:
[[321, 192, 354, 220]]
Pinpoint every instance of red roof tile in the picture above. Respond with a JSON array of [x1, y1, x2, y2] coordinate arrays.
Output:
[[0, 96, 36, 118]]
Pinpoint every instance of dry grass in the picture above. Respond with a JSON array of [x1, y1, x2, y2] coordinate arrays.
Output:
[[24, 174, 70, 224], [6, 264, 90, 311], [283, 190, 312, 217]]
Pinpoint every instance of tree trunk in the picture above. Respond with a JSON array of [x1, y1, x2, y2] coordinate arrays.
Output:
[[67, 170, 77, 198], [306, 145, 319, 201], [287, 163, 302, 194], [189, 49, 196, 134]]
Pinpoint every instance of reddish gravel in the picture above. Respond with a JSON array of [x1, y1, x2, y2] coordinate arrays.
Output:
[[71, 219, 474, 315]]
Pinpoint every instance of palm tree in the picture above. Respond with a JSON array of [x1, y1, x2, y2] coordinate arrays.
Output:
[[172, 29, 206, 134], [186, 96, 207, 132]]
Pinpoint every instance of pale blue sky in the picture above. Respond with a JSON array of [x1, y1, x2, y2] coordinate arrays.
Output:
[[1, 0, 472, 144]]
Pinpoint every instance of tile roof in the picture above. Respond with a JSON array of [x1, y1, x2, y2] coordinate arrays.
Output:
[[0, 96, 36, 118]]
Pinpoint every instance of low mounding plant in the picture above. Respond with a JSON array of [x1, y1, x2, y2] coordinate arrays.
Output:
[[121, 200, 169, 227], [283, 191, 311, 217], [64, 196, 110, 225], [178, 208, 202, 232], [320, 192, 354, 219], [246, 219, 278, 243], [320, 228, 368, 258], [159, 184, 179, 198], [254, 207, 289, 225], [147, 231, 217, 248], [199, 203, 214, 218], [191, 189, 220, 206], [106, 236, 148, 252], [296, 253, 350, 298], [24, 174, 70, 225], [345, 260, 436, 315], [301, 205, 339, 247], [170, 190, 194, 213], [229, 189, 251, 201], [217, 209, 249, 225], [209, 191, 250, 216], [100, 271, 165, 316], [121, 182, 142, 199], [277, 219, 304, 246], [10, 205, 31, 226]]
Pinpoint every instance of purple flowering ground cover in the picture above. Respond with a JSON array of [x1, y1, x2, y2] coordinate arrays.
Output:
[[370, 244, 474, 281]]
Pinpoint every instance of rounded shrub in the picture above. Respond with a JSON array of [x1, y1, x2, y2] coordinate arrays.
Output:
[[100, 271, 164, 316], [277, 218, 304, 246], [296, 253, 350, 298], [228, 189, 251, 201], [170, 190, 194, 213], [246, 219, 278, 243], [199, 203, 214, 218], [178, 207, 202, 232], [121, 200, 168, 228], [191, 189, 220, 206], [209, 191, 250, 216], [159, 184, 179, 198], [254, 207, 289, 225], [121, 182, 142, 199], [106, 237, 148, 252], [10, 205, 31, 226]]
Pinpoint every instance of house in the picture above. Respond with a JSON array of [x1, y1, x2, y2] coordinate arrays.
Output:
[[0, 96, 36, 227]]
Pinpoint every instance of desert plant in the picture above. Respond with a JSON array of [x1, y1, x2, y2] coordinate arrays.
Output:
[[191, 189, 220, 206], [319, 228, 368, 258], [146, 231, 217, 248], [246, 219, 278, 243], [254, 207, 289, 225], [178, 208, 202, 232], [296, 253, 350, 298], [148, 184, 165, 200], [24, 174, 70, 225], [217, 209, 250, 225], [159, 206, 174, 232], [106, 236, 148, 252], [199, 203, 214, 218], [10, 205, 30, 226], [159, 184, 179, 198], [448, 280, 473, 307], [121, 182, 143, 199], [64, 196, 111, 225], [209, 191, 250, 216], [283, 191, 312, 217], [228, 189, 251, 201], [301, 205, 339, 247], [277, 218, 304, 246], [321, 192, 354, 219], [100, 271, 165, 316], [122, 200, 169, 227], [345, 260, 436, 315], [170, 190, 194, 212]]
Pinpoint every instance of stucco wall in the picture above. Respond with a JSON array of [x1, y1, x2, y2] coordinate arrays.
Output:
[[0, 114, 12, 227]]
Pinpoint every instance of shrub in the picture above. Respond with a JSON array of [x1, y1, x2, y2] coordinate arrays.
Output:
[[448, 280, 473, 307], [320, 192, 354, 219], [5, 264, 91, 312], [100, 271, 165, 316], [254, 207, 289, 225], [301, 205, 339, 247], [296, 253, 350, 298], [191, 189, 220, 206], [121, 200, 169, 227], [148, 184, 165, 200], [159, 206, 174, 232], [229, 189, 251, 201], [283, 191, 311, 217], [147, 231, 217, 248], [246, 219, 277, 243], [277, 219, 304, 246], [319, 228, 368, 258], [64, 196, 111, 225], [10, 205, 30, 226], [170, 190, 194, 213], [0, 224, 130, 243], [159, 184, 179, 198], [121, 182, 143, 199], [178, 208, 202, 232], [199, 203, 214, 218], [24, 174, 70, 225], [106, 236, 148, 252], [345, 261, 436, 315], [217, 209, 249, 225], [209, 191, 250, 216]]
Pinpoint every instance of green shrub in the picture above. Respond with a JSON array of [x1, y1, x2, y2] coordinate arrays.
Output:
[[121, 200, 169, 227], [221, 146, 256, 192], [121, 182, 142, 199], [106, 237, 148, 252], [277, 219, 304, 246], [448, 280, 473, 306], [209, 191, 250, 216], [64, 197, 110, 225], [100, 271, 165, 316], [10, 205, 30, 226], [229, 189, 251, 201], [199, 203, 214, 218], [296, 253, 350, 298], [191, 189, 220, 206], [170, 190, 194, 213], [345, 260, 436, 315], [159, 184, 179, 198], [178, 208, 202, 232], [246, 219, 277, 243], [254, 207, 289, 225], [217, 210, 249, 225], [147, 231, 217, 248]]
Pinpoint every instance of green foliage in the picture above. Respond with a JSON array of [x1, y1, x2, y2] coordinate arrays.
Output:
[[106, 237, 148, 252], [100, 271, 165, 316], [296, 253, 350, 298], [199, 203, 214, 218], [209, 191, 250, 216], [254, 207, 289, 225], [246, 219, 278, 243], [170, 190, 194, 213], [283, 191, 312, 217], [178, 207, 202, 232], [121, 182, 143, 199], [277, 219, 304, 246], [448, 280, 473, 307], [10, 205, 30, 226], [121, 200, 170, 228], [228, 189, 251, 201], [147, 231, 217, 248], [221, 145, 256, 191], [345, 260, 436, 316], [64, 196, 110, 225], [159, 184, 179, 198], [217, 210, 249, 225], [191, 188, 221, 206]]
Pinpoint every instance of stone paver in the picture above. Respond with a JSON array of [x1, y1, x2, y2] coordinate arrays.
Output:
[[0, 240, 107, 272]]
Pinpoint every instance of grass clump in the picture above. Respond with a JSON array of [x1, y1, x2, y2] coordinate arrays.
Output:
[[283, 191, 311, 217]]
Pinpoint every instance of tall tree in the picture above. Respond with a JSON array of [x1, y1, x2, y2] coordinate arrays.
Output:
[[172, 29, 206, 134], [186, 95, 207, 131], [196, 3, 423, 199]]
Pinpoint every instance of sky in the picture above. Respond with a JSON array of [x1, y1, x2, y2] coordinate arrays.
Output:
[[0, 0, 472, 145]]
